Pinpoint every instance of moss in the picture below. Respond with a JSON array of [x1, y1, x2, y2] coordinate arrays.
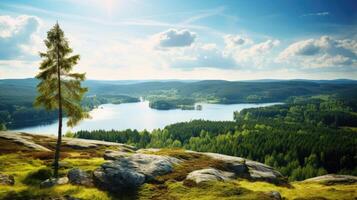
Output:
[[0, 154, 45, 184], [62, 157, 105, 171], [139, 182, 176, 200], [237, 180, 357, 199], [1, 148, 356, 200], [0, 152, 111, 200], [138, 181, 274, 200], [0, 185, 112, 200]]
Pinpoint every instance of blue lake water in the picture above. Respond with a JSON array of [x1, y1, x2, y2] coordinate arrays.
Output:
[[14, 101, 280, 135]]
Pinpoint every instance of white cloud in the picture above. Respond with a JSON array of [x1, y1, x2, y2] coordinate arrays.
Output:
[[276, 36, 357, 68], [0, 15, 42, 60], [154, 29, 196, 48], [224, 34, 280, 68], [168, 43, 237, 69], [302, 12, 329, 17], [224, 34, 253, 48]]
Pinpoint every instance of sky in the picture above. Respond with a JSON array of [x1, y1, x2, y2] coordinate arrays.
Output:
[[0, 0, 356, 80]]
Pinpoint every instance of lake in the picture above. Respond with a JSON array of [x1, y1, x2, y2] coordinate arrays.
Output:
[[14, 101, 280, 135]]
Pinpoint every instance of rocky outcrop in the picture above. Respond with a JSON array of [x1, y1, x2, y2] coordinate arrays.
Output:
[[303, 174, 357, 185], [103, 150, 130, 160], [64, 140, 97, 149], [68, 168, 93, 186], [94, 148, 287, 193], [0, 131, 51, 151], [202, 152, 248, 174], [93, 152, 181, 192], [202, 152, 283, 183], [62, 137, 136, 151], [0, 174, 15, 185], [245, 160, 283, 183], [186, 168, 235, 184], [0, 131, 136, 152], [40, 177, 69, 188]]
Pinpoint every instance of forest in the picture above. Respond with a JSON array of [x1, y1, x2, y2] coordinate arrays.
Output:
[[75, 95, 357, 181], [1, 78, 357, 128]]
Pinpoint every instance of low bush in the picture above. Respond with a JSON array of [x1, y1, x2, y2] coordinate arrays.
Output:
[[23, 167, 52, 185]]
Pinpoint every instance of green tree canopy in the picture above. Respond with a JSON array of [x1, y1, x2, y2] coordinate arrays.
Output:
[[35, 23, 89, 127], [35, 22, 89, 178]]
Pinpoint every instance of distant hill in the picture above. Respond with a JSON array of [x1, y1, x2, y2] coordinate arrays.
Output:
[[1, 78, 357, 128]]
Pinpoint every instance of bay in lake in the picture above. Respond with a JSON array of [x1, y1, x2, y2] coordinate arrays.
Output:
[[14, 101, 280, 135]]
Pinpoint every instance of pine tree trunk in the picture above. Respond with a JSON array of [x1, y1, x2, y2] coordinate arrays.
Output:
[[54, 28, 62, 179]]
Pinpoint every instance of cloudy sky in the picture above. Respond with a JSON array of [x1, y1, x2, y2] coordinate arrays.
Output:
[[0, 0, 356, 80]]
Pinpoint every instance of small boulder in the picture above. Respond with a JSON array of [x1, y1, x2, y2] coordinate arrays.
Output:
[[265, 191, 282, 200], [40, 177, 68, 188], [186, 168, 235, 184], [93, 164, 146, 191], [245, 160, 283, 183], [68, 168, 93, 186], [0, 174, 15, 185], [57, 177, 69, 185]]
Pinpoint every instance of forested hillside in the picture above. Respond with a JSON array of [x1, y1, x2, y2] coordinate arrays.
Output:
[[75, 95, 357, 181], [1, 78, 357, 129]]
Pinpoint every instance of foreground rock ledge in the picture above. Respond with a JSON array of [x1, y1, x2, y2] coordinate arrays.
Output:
[[93, 149, 287, 192], [93, 152, 181, 191]]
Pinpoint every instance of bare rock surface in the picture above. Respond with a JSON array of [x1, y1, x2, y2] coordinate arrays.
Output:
[[0, 174, 15, 185], [40, 177, 69, 188], [0, 131, 51, 151], [64, 140, 98, 149], [303, 174, 357, 185], [93, 152, 181, 191], [0, 131, 136, 152], [186, 168, 235, 184], [68, 168, 93, 186], [103, 150, 131, 160], [202, 152, 283, 183], [62, 137, 136, 150]]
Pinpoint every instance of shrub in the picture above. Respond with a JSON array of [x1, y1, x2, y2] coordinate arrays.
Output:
[[23, 167, 53, 185]]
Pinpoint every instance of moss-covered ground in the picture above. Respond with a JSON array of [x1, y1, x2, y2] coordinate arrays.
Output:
[[0, 139, 356, 200]]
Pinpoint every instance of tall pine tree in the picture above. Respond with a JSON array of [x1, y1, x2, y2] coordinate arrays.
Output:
[[35, 22, 89, 178]]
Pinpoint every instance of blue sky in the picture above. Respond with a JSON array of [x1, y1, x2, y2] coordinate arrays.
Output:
[[0, 0, 356, 80]]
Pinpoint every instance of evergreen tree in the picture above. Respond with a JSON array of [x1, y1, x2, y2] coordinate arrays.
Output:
[[35, 22, 89, 178]]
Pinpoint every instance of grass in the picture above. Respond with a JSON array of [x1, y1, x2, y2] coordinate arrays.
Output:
[[1, 185, 112, 200], [62, 157, 105, 171], [1, 143, 356, 199], [0, 154, 45, 184], [137, 179, 357, 200], [138, 181, 275, 200], [0, 152, 108, 200], [237, 180, 357, 200]]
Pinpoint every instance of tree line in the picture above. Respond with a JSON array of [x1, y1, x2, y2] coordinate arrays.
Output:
[[75, 96, 357, 181]]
